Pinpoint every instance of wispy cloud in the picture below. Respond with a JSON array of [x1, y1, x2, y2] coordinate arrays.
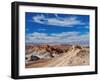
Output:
[[32, 14, 86, 27], [26, 32, 89, 45], [51, 32, 79, 37]]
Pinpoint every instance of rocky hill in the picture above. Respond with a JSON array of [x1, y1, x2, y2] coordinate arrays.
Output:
[[25, 44, 89, 68]]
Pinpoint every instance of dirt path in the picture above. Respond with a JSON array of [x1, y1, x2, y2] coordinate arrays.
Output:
[[43, 48, 80, 67]]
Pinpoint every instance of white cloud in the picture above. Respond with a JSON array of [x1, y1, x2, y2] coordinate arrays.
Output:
[[28, 32, 47, 37], [32, 14, 86, 27], [66, 33, 89, 42], [51, 32, 79, 37], [32, 14, 45, 24], [26, 32, 89, 45]]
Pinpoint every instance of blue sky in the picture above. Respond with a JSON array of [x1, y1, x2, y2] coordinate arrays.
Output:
[[25, 12, 89, 45]]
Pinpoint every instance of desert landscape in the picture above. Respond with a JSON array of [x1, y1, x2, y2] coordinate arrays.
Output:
[[25, 13, 90, 68], [25, 44, 89, 68]]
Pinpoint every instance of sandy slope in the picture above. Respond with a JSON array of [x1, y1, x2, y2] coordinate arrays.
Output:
[[46, 48, 80, 67]]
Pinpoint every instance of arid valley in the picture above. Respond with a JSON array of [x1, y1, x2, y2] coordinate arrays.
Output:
[[25, 44, 89, 68]]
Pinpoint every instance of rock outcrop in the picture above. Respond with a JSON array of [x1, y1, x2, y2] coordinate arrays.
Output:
[[25, 44, 89, 68]]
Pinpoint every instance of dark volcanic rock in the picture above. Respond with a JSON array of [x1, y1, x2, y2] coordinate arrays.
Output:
[[30, 55, 40, 61]]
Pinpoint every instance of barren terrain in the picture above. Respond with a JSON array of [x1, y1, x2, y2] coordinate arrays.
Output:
[[25, 44, 89, 68]]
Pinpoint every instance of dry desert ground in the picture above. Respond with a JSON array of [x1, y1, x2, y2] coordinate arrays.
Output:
[[25, 44, 89, 68]]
